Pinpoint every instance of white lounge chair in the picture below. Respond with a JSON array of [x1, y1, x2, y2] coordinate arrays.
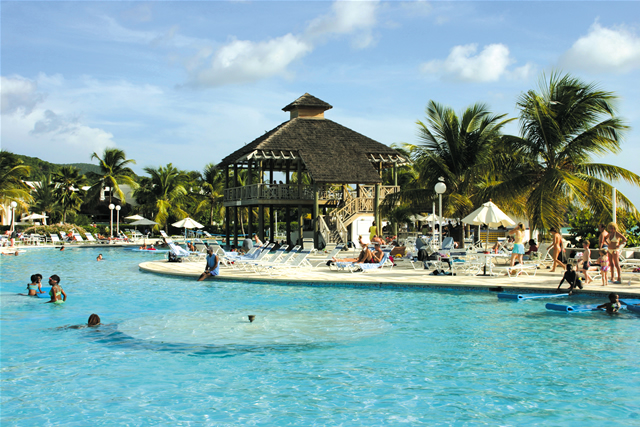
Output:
[[333, 253, 392, 273], [312, 243, 345, 268], [50, 234, 61, 244], [84, 232, 97, 242]]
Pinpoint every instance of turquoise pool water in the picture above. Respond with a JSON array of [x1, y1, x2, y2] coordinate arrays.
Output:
[[1, 248, 639, 426]]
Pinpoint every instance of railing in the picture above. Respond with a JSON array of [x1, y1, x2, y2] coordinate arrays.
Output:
[[224, 183, 400, 205]]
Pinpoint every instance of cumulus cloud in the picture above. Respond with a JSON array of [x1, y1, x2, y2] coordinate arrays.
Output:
[[1, 76, 46, 115], [421, 43, 514, 82], [1, 74, 115, 163], [305, 0, 380, 48], [186, 0, 381, 87], [190, 34, 312, 87], [561, 22, 640, 73]]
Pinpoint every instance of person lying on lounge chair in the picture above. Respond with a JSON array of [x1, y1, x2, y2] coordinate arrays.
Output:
[[332, 242, 373, 264]]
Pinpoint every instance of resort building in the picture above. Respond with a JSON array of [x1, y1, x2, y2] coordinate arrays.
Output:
[[219, 93, 409, 248]]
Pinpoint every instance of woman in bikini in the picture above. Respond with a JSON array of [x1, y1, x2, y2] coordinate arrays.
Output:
[[549, 228, 566, 273], [605, 222, 627, 284]]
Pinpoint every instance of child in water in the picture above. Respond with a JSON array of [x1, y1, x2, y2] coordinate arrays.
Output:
[[597, 250, 609, 287], [597, 293, 621, 314], [557, 264, 583, 295]]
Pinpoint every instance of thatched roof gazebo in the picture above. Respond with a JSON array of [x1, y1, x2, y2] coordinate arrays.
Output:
[[219, 93, 408, 249]]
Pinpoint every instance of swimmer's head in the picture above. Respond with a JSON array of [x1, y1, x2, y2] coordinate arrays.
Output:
[[49, 274, 60, 284], [88, 314, 101, 326], [608, 293, 619, 303], [36, 274, 43, 281], [30, 274, 38, 282], [248, 315, 256, 323]]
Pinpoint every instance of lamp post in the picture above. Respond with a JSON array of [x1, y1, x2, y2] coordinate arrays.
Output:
[[109, 203, 115, 238], [434, 178, 446, 246], [116, 205, 121, 236]]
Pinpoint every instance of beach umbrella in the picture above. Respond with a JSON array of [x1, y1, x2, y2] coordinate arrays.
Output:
[[462, 200, 515, 249], [172, 217, 204, 239], [129, 218, 159, 226], [22, 213, 48, 221], [125, 214, 145, 221]]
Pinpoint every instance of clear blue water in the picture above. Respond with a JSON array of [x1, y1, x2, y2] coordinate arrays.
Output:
[[2, 247, 639, 426]]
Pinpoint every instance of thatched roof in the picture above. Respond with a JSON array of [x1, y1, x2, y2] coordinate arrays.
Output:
[[219, 94, 408, 185]]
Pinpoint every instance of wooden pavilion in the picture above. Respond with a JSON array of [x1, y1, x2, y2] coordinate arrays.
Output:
[[219, 93, 409, 249]]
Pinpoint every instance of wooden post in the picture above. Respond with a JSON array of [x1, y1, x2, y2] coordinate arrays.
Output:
[[286, 206, 291, 246], [374, 183, 380, 237], [247, 160, 253, 238], [313, 181, 319, 249], [259, 205, 265, 242], [233, 164, 238, 248], [297, 204, 303, 248], [269, 205, 275, 243], [297, 158, 302, 199], [225, 166, 230, 248]]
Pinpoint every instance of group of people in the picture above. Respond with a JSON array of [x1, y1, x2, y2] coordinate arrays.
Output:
[[24, 273, 67, 303], [332, 239, 386, 265], [556, 222, 628, 294]]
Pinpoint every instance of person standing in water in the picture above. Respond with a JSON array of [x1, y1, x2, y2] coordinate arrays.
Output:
[[597, 293, 621, 314], [46, 275, 67, 304], [26, 274, 45, 296]]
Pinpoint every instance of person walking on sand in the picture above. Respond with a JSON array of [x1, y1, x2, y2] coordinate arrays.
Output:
[[549, 228, 566, 272], [605, 222, 627, 284], [509, 223, 525, 266]]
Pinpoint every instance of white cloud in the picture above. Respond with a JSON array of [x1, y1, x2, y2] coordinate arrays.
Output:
[[561, 22, 640, 73], [1, 76, 45, 115], [186, 0, 382, 87], [1, 75, 115, 163], [305, 0, 380, 48], [421, 43, 514, 82], [190, 34, 312, 87]]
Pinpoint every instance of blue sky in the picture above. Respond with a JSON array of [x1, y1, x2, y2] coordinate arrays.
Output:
[[2, 1, 639, 208]]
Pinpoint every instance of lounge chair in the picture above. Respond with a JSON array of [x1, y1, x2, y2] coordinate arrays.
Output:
[[312, 243, 345, 267], [72, 232, 85, 243], [333, 253, 392, 273], [84, 232, 97, 242], [167, 242, 200, 262], [50, 234, 61, 244], [264, 249, 313, 275]]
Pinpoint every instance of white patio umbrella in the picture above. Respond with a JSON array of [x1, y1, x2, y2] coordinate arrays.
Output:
[[22, 213, 49, 225], [125, 214, 146, 221], [172, 217, 204, 239], [462, 200, 515, 249]]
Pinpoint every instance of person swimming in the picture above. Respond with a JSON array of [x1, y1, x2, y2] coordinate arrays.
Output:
[[597, 293, 621, 314], [63, 314, 101, 330]]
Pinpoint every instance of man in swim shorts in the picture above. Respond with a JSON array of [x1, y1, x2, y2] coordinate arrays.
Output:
[[198, 247, 220, 281]]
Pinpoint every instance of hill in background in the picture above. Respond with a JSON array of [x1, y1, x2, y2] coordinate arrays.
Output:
[[14, 154, 136, 179]]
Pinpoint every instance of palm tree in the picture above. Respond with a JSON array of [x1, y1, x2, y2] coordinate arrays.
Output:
[[88, 148, 138, 205], [198, 163, 225, 226], [497, 72, 640, 231], [30, 174, 60, 223], [384, 101, 513, 219], [140, 164, 190, 232], [53, 166, 87, 222], [0, 151, 32, 215]]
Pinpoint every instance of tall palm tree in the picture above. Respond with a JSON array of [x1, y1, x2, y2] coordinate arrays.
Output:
[[88, 148, 138, 205], [141, 164, 190, 232], [198, 163, 225, 226], [384, 101, 513, 219], [53, 166, 87, 222], [30, 174, 61, 223], [497, 72, 640, 231], [0, 151, 32, 215]]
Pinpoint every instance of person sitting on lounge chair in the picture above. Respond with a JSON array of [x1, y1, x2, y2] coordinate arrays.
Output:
[[332, 242, 373, 264]]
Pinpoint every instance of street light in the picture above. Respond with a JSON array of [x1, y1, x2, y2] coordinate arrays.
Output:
[[109, 203, 115, 238], [115, 205, 121, 236], [434, 178, 446, 246]]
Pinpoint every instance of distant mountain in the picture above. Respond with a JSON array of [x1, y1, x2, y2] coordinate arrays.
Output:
[[14, 154, 136, 179]]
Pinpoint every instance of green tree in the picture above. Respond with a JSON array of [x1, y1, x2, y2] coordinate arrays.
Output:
[[385, 101, 513, 218], [88, 148, 138, 205], [140, 164, 190, 232], [30, 174, 61, 223], [53, 166, 87, 222], [498, 72, 640, 231], [197, 163, 225, 226], [0, 151, 32, 214]]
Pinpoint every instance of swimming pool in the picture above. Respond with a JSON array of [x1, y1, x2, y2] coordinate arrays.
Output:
[[2, 248, 639, 425]]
